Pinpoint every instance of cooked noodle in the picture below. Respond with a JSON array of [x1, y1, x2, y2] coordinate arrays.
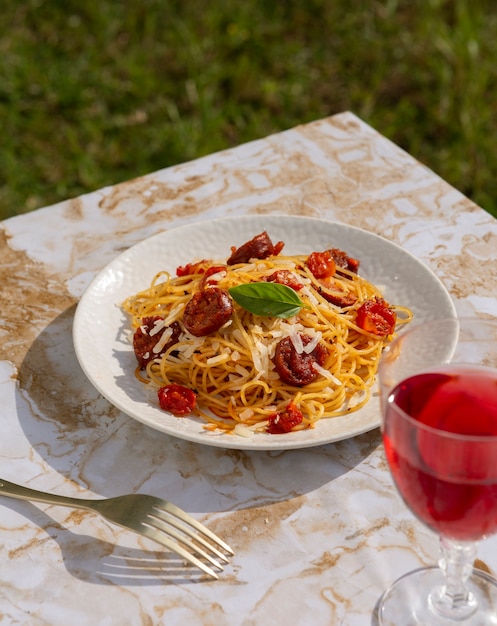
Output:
[[123, 251, 412, 433]]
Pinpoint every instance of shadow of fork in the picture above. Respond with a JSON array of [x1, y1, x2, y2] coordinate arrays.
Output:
[[3, 498, 233, 586]]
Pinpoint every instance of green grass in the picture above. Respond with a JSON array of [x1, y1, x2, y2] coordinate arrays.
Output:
[[1, 0, 496, 220]]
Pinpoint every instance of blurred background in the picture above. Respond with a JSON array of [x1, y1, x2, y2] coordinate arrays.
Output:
[[1, 0, 496, 220]]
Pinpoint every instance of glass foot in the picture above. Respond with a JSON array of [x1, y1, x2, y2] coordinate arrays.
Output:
[[378, 566, 497, 625]]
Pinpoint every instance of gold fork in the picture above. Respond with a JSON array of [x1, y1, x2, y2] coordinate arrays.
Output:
[[0, 478, 233, 579]]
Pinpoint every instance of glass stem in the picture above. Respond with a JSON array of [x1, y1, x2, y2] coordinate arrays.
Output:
[[429, 536, 478, 620]]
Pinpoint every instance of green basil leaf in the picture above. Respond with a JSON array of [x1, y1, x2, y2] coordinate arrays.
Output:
[[228, 282, 309, 319]]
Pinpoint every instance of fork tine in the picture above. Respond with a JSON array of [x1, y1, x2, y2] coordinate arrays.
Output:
[[150, 508, 230, 563], [154, 501, 234, 555], [137, 522, 219, 579], [146, 516, 225, 571]]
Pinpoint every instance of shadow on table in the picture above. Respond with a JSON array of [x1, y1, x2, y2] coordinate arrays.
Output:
[[2, 496, 227, 587], [10, 305, 384, 589]]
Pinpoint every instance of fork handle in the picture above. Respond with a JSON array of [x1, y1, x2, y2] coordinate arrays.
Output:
[[0, 478, 94, 510]]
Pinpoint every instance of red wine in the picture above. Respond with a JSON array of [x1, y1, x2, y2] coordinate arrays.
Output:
[[383, 366, 497, 541]]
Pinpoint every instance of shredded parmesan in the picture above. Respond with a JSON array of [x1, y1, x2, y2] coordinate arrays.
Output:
[[290, 331, 304, 354], [234, 364, 250, 377], [233, 423, 255, 438], [206, 352, 230, 365], [301, 285, 319, 306], [313, 363, 342, 385], [303, 332, 322, 354], [252, 337, 270, 376], [208, 270, 227, 283], [152, 326, 174, 353], [149, 318, 166, 336], [181, 336, 206, 359], [239, 408, 254, 420], [163, 302, 184, 326]]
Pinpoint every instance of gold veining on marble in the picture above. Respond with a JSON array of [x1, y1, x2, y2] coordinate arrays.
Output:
[[0, 229, 77, 370]]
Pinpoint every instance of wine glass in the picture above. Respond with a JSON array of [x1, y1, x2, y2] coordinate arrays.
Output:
[[377, 317, 497, 625]]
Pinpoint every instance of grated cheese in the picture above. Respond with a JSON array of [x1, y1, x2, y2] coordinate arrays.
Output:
[[162, 303, 184, 326], [181, 336, 206, 359], [301, 285, 319, 306], [206, 352, 230, 365], [207, 269, 227, 283], [149, 318, 166, 336], [152, 326, 174, 353], [290, 331, 304, 354], [233, 423, 255, 438], [239, 408, 254, 420], [234, 364, 250, 377], [313, 363, 342, 385], [303, 331, 322, 354]]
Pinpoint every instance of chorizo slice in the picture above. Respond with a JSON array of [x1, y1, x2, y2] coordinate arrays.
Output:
[[183, 287, 233, 336], [317, 278, 357, 308], [328, 248, 360, 274], [263, 269, 303, 291], [133, 317, 181, 368], [227, 231, 284, 265], [273, 334, 329, 386]]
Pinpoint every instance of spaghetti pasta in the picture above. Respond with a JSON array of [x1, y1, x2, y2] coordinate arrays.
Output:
[[123, 233, 412, 435]]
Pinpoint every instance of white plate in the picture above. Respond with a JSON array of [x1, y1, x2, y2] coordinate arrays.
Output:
[[73, 215, 456, 451]]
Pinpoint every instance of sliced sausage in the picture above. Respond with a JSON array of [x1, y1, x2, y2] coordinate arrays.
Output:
[[133, 317, 181, 368], [328, 248, 360, 273], [263, 269, 303, 291], [183, 287, 233, 336], [273, 334, 329, 386], [227, 231, 284, 265], [317, 278, 357, 308]]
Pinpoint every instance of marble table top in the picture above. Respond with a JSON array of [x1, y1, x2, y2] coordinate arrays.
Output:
[[1, 111, 496, 625]]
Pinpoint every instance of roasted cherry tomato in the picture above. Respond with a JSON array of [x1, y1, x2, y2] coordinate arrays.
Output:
[[176, 259, 210, 277], [267, 401, 304, 434], [356, 297, 396, 337], [305, 250, 337, 279], [158, 383, 196, 416]]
